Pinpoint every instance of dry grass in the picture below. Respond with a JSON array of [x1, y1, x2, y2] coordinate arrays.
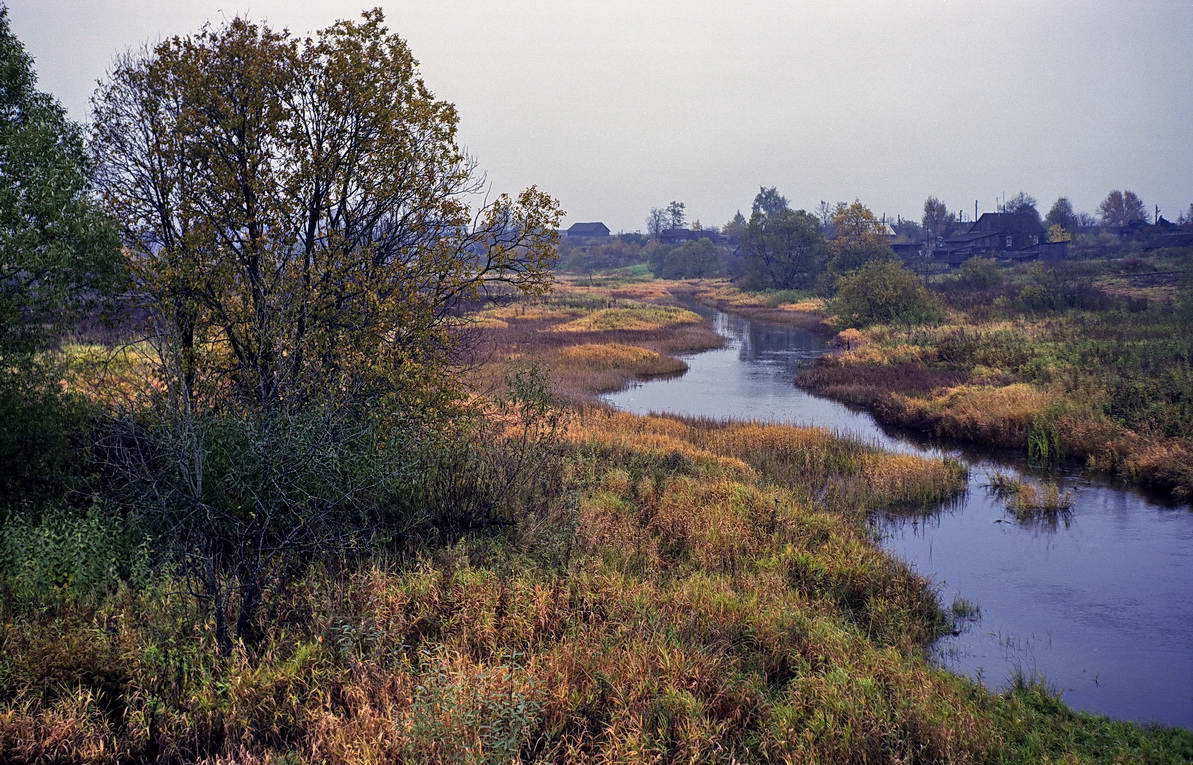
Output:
[[549, 305, 701, 333], [559, 343, 686, 375], [0, 398, 994, 763], [986, 471, 1076, 521], [7, 278, 1188, 762], [690, 282, 833, 329]]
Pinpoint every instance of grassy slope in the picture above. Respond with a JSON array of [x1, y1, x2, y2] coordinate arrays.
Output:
[[795, 281, 1193, 496], [1, 275, 1189, 763]]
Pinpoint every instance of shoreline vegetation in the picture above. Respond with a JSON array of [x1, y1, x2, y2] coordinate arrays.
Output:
[[5, 272, 1190, 761], [452, 275, 1191, 761], [793, 303, 1193, 499]]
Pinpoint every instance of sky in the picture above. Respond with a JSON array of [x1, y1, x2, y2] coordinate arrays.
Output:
[[10, 0, 1193, 232]]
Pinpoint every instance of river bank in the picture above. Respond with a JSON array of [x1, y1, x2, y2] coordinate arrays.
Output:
[[462, 278, 1193, 758], [604, 305, 1193, 731], [793, 316, 1193, 497]]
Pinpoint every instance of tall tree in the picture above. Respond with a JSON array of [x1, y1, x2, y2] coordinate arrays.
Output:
[[668, 200, 687, 229], [666, 200, 686, 230], [1098, 190, 1148, 226], [647, 207, 668, 237], [751, 186, 790, 217], [740, 206, 825, 290], [90, 10, 562, 650], [0, 7, 121, 508], [648, 205, 668, 236], [1045, 197, 1077, 232], [815, 200, 835, 234], [0, 8, 120, 358], [92, 10, 561, 413], [921, 196, 954, 241], [1002, 192, 1040, 225], [828, 200, 896, 275]]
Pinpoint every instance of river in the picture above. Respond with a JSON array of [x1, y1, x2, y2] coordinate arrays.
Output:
[[603, 308, 1193, 729]]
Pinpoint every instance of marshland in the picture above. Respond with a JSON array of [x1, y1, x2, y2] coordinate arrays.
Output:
[[4, 3, 1193, 764]]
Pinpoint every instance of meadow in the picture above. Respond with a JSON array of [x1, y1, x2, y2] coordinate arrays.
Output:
[[797, 258, 1193, 495], [3, 274, 1192, 763]]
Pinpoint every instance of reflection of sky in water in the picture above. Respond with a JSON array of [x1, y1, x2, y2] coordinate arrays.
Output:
[[605, 309, 1193, 729]]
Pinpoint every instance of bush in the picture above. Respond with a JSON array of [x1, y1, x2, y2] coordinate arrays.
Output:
[[0, 360, 96, 518], [0, 502, 147, 609], [654, 239, 726, 279], [832, 262, 944, 328], [955, 257, 1003, 289]]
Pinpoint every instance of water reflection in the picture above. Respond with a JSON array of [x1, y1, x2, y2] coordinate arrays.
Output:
[[605, 308, 1193, 729]]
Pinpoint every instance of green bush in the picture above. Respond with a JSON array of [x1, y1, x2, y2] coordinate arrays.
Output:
[[0, 502, 148, 609], [832, 261, 944, 328], [956, 257, 1003, 289], [0, 360, 96, 517]]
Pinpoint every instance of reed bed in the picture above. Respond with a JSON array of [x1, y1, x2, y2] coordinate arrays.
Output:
[[985, 471, 1076, 521]]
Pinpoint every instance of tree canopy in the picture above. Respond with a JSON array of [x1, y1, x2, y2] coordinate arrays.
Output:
[[0, 8, 120, 357], [1098, 190, 1148, 226], [827, 201, 896, 275], [739, 200, 825, 290], [751, 186, 790, 217], [1045, 197, 1077, 232], [1002, 192, 1040, 225], [921, 196, 954, 239], [0, 8, 121, 510], [91, 10, 561, 413]]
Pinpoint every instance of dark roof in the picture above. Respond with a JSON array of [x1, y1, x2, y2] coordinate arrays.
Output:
[[944, 231, 997, 244], [969, 212, 1045, 235], [567, 222, 610, 236]]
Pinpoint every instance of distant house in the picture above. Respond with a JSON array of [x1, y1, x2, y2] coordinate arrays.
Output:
[[1142, 216, 1193, 250], [931, 211, 1058, 266], [889, 233, 922, 259], [1117, 218, 1151, 239], [564, 222, 610, 240]]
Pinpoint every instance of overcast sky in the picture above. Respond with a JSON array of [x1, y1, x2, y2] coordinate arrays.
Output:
[[10, 1, 1193, 231]]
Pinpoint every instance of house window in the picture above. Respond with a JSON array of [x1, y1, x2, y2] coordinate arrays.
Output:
[[1031, 235, 1039, 245], [1005, 236, 1013, 249]]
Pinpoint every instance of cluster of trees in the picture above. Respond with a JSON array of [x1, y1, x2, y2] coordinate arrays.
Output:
[[1, 9, 563, 652], [629, 186, 1186, 285], [646, 200, 690, 236], [734, 188, 900, 291]]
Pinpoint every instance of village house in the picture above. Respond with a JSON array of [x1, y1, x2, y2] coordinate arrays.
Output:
[[561, 221, 611, 240], [931, 211, 1066, 266]]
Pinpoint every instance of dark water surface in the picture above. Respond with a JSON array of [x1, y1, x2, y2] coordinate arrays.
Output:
[[604, 309, 1193, 729]]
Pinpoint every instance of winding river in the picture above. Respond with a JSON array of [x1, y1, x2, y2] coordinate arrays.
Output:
[[603, 308, 1193, 729]]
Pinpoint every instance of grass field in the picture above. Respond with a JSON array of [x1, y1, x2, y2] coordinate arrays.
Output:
[[3, 274, 1190, 762]]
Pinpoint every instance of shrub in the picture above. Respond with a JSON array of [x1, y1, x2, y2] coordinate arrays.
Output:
[[655, 239, 726, 279], [832, 262, 944, 328], [0, 502, 147, 609], [956, 257, 1003, 289], [0, 361, 96, 518]]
